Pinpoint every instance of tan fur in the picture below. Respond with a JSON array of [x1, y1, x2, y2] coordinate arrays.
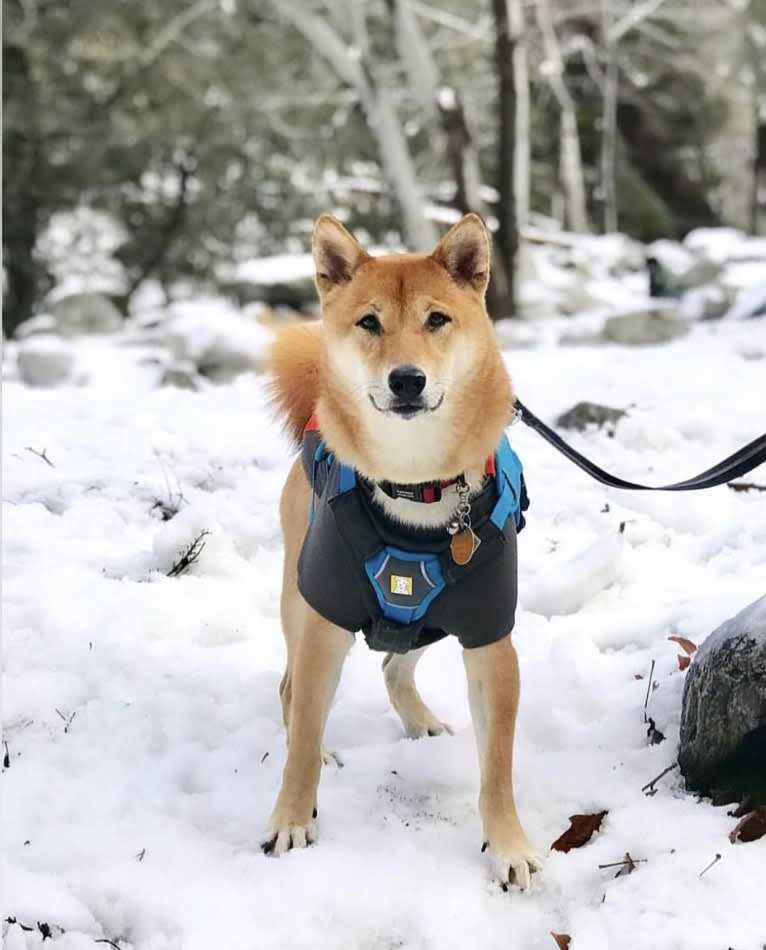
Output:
[[264, 215, 540, 888], [268, 323, 322, 444]]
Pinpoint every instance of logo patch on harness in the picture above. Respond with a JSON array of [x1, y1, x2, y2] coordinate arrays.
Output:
[[390, 575, 413, 596]]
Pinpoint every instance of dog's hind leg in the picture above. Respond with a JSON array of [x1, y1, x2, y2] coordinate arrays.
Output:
[[463, 636, 542, 890], [383, 646, 453, 739], [264, 610, 353, 855]]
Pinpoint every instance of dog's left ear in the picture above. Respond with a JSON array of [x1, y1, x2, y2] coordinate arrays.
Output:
[[431, 214, 490, 294]]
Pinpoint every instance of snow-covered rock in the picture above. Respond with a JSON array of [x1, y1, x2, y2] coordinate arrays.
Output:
[[723, 280, 766, 321], [49, 292, 123, 337], [161, 361, 203, 390], [16, 335, 75, 387], [602, 308, 689, 344], [164, 298, 272, 382], [679, 595, 766, 801], [678, 284, 731, 321], [12, 314, 59, 340]]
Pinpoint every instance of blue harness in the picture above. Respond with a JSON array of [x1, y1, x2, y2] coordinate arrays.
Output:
[[299, 427, 528, 652]]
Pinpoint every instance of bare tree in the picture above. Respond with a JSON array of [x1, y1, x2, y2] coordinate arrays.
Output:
[[387, 0, 513, 316], [275, 0, 437, 251], [600, 0, 619, 232], [508, 0, 530, 229], [491, 0, 519, 314], [535, 0, 589, 232]]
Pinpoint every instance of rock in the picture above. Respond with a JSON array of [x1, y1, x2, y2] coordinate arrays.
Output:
[[555, 401, 627, 431], [50, 293, 122, 337], [602, 308, 689, 345], [17, 335, 75, 387], [161, 361, 202, 390], [678, 284, 731, 321], [12, 314, 59, 339], [164, 300, 272, 383], [723, 280, 766, 322], [679, 595, 766, 803]]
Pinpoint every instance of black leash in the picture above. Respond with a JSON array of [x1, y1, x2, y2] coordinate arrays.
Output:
[[514, 399, 766, 491]]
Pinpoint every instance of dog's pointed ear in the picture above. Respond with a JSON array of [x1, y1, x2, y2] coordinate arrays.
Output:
[[312, 215, 369, 291], [431, 214, 490, 293]]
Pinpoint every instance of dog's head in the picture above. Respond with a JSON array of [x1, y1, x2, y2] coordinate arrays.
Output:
[[313, 214, 513, 482]]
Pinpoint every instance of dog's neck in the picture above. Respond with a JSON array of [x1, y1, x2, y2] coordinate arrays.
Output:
[[370, 466, 486, 528]]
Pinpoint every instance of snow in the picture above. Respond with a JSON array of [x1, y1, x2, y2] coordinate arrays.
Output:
[[4, 304, 766, 949]]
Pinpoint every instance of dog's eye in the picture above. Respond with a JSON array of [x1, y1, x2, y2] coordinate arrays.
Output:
[[356, 313, 382, 335], [426, 311, 451, 331]]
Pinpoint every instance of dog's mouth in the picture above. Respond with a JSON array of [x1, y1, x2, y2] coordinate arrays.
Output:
[[369, 394, 444, 419]]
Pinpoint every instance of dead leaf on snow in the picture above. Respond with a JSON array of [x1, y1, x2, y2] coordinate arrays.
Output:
[[729, 807, 766, 844], [550, 934, 571, 949], [668, 635, 697, 655], [677, 654, 691, 672], [551, 812, 608, 853]]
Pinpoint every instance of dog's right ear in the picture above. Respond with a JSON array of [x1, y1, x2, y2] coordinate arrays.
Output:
[[312, 215, 369, 292]]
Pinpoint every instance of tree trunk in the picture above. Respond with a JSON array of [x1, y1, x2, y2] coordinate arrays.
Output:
[[535, 0, 589, 232], [600, 0, 619, 233], [508, 0, 530, 229], [491, 0, 518, 318], [385, 0, 512, 317], [276, 0, 437, 251], [2, 41, 46, 335]]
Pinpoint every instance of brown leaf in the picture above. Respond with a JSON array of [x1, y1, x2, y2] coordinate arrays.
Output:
[[550, 934, 571, 949], [646, 718, 665, 745], [551, 811, 608, 853], [634, 673, 644, 680], [729, 807, 766, 844], [668, 636, 697, 655], [677, 654, 691, 672]]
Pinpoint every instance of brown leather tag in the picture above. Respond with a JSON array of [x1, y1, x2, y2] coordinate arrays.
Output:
[[450, 528, 480, 566]]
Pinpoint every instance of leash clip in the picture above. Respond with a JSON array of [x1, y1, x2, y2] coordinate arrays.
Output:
[[509, 405, 523, 426], [446, 477, 472, 536]]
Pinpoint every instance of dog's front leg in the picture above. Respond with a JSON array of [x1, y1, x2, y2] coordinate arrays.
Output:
[[263, 614, 353, 856], [463, 636, 542, 889]]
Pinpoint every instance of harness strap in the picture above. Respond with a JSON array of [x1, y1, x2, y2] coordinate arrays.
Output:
[[514, 399, 766, 492]]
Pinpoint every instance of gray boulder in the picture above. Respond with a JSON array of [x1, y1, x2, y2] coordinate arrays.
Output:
[[679, 595, 766, 803], [50, 293, 122, 336], [556, 401, 626, 431], [602, 308, 689, 345], [17, 335, 75, 387]]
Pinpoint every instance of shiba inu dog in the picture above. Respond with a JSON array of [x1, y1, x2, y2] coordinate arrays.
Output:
[[265, 213, 541, 888]]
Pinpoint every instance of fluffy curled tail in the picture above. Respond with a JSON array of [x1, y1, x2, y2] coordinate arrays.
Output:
[[268, 321, 321, 444]]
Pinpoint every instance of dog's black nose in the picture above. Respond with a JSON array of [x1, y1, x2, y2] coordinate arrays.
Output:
[[388, 366, 426, 400]]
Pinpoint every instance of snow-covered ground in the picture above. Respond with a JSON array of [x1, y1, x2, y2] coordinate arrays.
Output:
[[3, 315, 766, 950]]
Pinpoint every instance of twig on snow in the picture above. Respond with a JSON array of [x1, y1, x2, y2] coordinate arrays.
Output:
[[641, 760, 678, 795], [166, 531, 210, 577], [55, 709, 77, 733], [3, 740, 9, 769], [96, 940, 123, 950], [24, 446, 55, 468], [642, 659, 656, 723], [698, 853, 721, 877]]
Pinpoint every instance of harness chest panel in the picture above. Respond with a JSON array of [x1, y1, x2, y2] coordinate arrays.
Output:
[[296, 424, 528, 653]]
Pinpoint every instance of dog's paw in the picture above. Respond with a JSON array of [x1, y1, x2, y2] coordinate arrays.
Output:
[[402, 714, 454, 740], [261, 815, 317, 857], [322, 745, 344, 767], [482, 835, 543, 891]]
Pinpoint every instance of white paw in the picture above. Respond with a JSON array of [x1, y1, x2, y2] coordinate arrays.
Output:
[[322, 746, 344, 767], [402, 716, 454, 740], [483, 839, 544, 891], [262, 817, 317, 856]]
